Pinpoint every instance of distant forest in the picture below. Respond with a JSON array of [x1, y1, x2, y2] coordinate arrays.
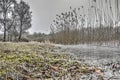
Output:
[[0, 0, 120, 45]]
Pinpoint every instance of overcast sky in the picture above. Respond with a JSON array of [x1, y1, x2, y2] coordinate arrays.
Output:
[[20, 0, 84, 34]]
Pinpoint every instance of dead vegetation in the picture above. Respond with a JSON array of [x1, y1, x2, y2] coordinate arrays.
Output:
[[0, 42, 96, 80]]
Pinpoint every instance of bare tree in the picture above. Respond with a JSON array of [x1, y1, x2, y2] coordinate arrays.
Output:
[[0, 0, 16, 41], [50, 0, 120, 45], [14, 0, 32, 41], [7, 11, 18, 41]]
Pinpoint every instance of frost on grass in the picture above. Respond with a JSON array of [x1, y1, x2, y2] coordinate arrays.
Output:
[[55, 44, 120, 80], [0, 42, 95, 80]]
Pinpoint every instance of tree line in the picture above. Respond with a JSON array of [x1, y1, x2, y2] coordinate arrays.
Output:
[[0, 0, 32, 42], [50, 0, 120, 45], [27, 32, 48, 42]]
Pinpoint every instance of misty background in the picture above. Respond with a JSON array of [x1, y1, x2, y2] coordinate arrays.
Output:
[[17, 0, 84, 34], [0, 0, 119, 43], [0, 0, 117, 34]]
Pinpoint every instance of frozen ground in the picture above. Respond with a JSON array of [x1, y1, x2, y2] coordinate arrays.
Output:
[[54, 44, 120, 80]]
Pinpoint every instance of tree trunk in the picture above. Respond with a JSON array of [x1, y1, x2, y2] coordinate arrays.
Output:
[[18, 22, 23, 41], [3, 12, 7, 42], [18, 28, 22, 41], [3, 29, 6, 42]]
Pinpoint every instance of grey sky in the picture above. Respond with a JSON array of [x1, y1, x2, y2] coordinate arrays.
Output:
[[20, 0, 84, 34]]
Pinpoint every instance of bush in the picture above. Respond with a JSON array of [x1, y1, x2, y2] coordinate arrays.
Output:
[[20, 38, 29, 42]]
